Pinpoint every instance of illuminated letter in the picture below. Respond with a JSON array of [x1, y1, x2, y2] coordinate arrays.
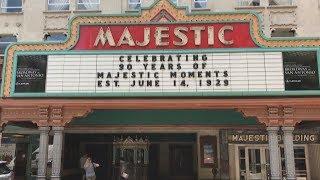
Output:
[[190, 26, 205, 46], [136, 28, 150, 46], [232, 135, 238, 141], [155, 27, 169, 46], [94, 27, 116, 46], [174, 27, 188, 46], [208, 26, 214, 45], [117, 27, 135, 46], [218, 25, 234, 45]]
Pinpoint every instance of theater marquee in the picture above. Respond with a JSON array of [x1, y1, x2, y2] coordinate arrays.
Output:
[[2, 0, 320, 97]]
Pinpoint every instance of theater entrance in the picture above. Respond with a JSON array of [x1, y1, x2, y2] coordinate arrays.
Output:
[[63, 133, 197, 180], [169, 144, 195, 180]]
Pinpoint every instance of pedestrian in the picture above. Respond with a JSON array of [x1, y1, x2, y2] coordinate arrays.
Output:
[[84, 157, 100, 180], [80, 153, 88, 180], [119, 157, 129, 180]]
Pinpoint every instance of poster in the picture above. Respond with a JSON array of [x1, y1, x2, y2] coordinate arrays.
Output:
[[283, 51, 319, 90], [200, 136, 217, 168], [14, 55, 47, 93], [203, 143, 214, 164]]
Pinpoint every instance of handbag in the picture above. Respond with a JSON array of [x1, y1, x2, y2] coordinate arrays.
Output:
[[121, 172, 129, 179]]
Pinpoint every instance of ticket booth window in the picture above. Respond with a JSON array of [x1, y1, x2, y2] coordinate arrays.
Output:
[[112, 136, 149, 180]]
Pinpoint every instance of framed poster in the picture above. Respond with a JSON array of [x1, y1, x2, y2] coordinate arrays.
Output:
[[283, 51, 319, 90], [200, 135, 217, 168], [15, 55, 47, 93]]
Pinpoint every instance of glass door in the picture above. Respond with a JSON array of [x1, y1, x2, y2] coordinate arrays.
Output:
[[238, 145, 308, 180], [238, 146, 269, 180]]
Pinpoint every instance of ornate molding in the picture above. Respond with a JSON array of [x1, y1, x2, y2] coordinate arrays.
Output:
[[0, 106, 92, 127], [150, 9, 176, 22], [238, 105, 303, 127], [44, 12, 70, 30], [3, 0, 320, 97], [269, 9, 296, 27], [1, 98, 320, 126], [62, 106, 92, 126]]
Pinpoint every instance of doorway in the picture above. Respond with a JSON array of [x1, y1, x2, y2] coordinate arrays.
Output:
[[169, 144, 196, 180], [236, 145, 309, 180], [238, 146, 270, 180]]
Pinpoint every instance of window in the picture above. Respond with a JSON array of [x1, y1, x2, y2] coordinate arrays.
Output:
[[238, 0, 260, 6], [44, 33, 67, 42], [78, 0, 100, 10], [48, 0, 70, 11], [0, 0, 22, 13], [0, 35, 17, 54], [280, 146, 308, 178], [194, 0, 207, 9], [269, 0, 293, 6], [128, 0, 141, 10], [271, 28, 295, 37], [171, 0, 178, 5]]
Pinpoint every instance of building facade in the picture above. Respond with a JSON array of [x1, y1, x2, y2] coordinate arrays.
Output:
[[1, 0, 320, 180]]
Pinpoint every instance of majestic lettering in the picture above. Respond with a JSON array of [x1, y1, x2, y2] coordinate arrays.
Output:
[[228, 133, 318, 144], [94, 25, 235, 47], [74, 23, 257, 50]]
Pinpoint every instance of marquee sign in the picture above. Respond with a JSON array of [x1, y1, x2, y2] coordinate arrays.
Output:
[[74, 23, 257, 50], [13, 51, 319, 94], [2, 0, 320, 97]]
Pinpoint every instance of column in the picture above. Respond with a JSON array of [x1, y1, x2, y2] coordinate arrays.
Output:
[[282, 126, 296, 180], [267, 126, 282, 180], [51, 127, 64, 180], [37, 126, 50, 180]]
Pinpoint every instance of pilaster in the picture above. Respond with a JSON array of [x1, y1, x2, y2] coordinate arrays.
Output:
[[51, 126, 64, 180], [282, 126, 296, 180], [267, 126, 282, 180], [37, 126, 50, 180]]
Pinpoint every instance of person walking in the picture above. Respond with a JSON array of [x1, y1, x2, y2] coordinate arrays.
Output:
[[119, 158, 129, 180], [84, 157, 100, 180], [80, 153, 88, 180]]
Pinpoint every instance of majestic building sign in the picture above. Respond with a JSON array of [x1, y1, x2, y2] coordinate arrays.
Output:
[[228, 131, 319, 144], [3, 0, 320, 97]]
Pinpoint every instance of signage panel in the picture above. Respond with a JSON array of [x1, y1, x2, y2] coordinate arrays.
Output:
[[45, 52, 284, 93], [283, 51, 319, 90], [3, 1, 320, 98], [228, 131, 319, 144], [12, 51, 319, 95], [15, 55, 47, 93], [73, 23, 257, 50]]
